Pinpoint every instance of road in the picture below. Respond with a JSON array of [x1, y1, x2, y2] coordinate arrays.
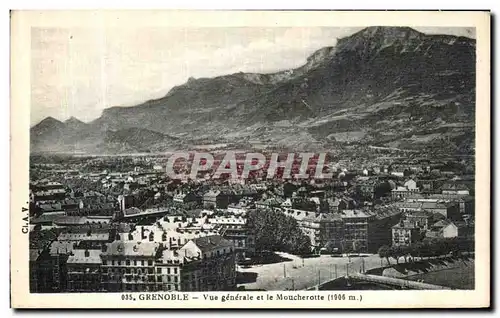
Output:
[[237, 252, 385, 291]]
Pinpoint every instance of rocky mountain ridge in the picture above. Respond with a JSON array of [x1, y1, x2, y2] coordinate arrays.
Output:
[[31, 26, 476, 154]]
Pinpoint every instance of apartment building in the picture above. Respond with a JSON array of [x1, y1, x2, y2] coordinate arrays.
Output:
[[157, 235, 236, 291]]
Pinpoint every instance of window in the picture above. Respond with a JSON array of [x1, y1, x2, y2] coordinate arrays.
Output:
[[167, 268, 171, 274], [111, 260, 115, 266], [134, 260, 137, 266], [126, 260, 130, 266], [174, 268, 178, 274], [148, 260, 153, 266], [141, 260, 145, 266], [157, 268, 161, 273]]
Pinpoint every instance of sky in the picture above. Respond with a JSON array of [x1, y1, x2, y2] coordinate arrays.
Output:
[[30, 26, 475, 126]]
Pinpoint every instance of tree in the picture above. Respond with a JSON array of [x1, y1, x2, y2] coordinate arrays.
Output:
[[341, 240, 353, 259], [389, 245, 404, 264], [411, 242, 424, 261], [247, 209, 311, 255], [400, 245, 412, 263], [427, 238, 445, 258], [378, 245, 391, 265]]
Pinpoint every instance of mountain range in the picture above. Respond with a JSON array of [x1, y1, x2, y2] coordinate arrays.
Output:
[[30, 26, 476, 155]]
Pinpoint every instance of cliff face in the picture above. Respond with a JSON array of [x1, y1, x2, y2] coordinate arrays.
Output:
[[31, 26, 476, 154]]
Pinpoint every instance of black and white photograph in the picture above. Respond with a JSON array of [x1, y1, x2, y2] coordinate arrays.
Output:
[[10, 10, 490, 308]]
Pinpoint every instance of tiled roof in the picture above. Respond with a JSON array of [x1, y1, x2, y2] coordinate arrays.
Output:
[[192, 235, 234, 253], [31, 213, 65, 224], [30, 249, 42, 262], [341, 210, 372, 218], [67, 249, 102, 264], [49, 241, 75, 255], [53, 216, 89, 225], [392, 220, 417, 229], [405, 210, 432, 218], [392, 186, 408, 192], [58, 232, 110, 241], [39, 203, 63, 211], [441, 183, 470, 191], [303, 213, 342, 223], [102, 241, 160, 257], [422, 202, 450, 210]]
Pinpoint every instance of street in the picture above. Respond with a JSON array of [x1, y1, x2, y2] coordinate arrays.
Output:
[[237, 252, 384, 291]]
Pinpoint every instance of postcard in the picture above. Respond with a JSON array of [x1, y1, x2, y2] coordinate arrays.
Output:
[[10, 10, 490, 308]]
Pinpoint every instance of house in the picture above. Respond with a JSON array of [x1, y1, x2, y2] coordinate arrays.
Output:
[[394, 201, 423, 213], [207, 214, 255, 259], [391, 186, 409, 199], [391, 171, 405, 177], [66, 249, 102, 292], [426, 219, 471, 239], [404, 179, 420, 192], [421, 201, 461, 221], [428, 194, 475, 215], [392, 220, 421, 246], [255, 197, 283, 209], [156, 235, 236, 291], [340, 210, 373, 253], [417, 179, 438, 192], [30, 249, 56, 293], [58, 231, 111, 246], [203, 190, 229, 209], [327, 198, 348, 213], [441, 182, 471, 196], [173, 191, 201, 205], [38, 203, 64, 214], [61, 199, 80, 213], [404, 210, 432, 231], [281, 208, 343, 252], [100, 241, 161, 292]]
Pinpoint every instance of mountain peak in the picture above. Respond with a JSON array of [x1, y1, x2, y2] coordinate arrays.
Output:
[[65, 116, 85, 125], [34, 116, 64, 127], [359, 26, 423, 39]]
